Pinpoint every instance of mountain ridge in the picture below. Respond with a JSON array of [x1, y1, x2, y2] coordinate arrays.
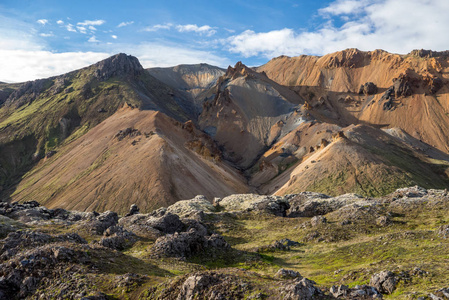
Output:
[[2, 49, 449, 213]]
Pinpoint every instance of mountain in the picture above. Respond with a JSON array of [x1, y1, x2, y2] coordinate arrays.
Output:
[[11, 106, 248, 214], [262, 124, 449, 196], [257, 48, 449, 154], [0, 54, 195, 196], [197, 62, 305, 169], [2, 50, 449, 213]]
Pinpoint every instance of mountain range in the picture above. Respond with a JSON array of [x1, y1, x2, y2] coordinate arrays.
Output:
[[2, 49, 449, 214]]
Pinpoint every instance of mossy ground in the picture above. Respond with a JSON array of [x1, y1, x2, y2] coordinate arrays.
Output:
[[26, 197, 449, 299]]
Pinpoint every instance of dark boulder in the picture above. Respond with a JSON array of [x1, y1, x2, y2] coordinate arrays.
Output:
[[125, 204, 139, 217], [82, 211, 119, 235], [99, 226, 138, 250], [429, 76, 443, 94], [393, 74, 413, 98], [151, 228, 229, 258], [280, 277, 325, 300], [358, 82, 378, 95], [370, 271, 397, 294]]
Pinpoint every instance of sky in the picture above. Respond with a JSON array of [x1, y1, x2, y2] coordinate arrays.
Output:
[[1, 0, 448, 82]]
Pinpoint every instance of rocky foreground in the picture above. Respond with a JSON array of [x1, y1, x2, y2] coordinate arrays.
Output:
[[1, 186, 449, 299]]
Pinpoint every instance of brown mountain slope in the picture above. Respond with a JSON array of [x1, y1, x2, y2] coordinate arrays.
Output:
[[263, 124, 449, 197], [10, 106, 248, 214], [257, 49, 449, 154]]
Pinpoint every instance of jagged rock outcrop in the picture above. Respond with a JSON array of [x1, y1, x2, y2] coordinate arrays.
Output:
[[358, 82, 378, 95], [409, 49, 449, 58], [151, 228, 229, 258], [93, 53, 144, 81], [392, 74, 413, 98], [3, 78, 51, 108]]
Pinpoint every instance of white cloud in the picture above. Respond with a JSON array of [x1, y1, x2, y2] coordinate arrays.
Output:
[[39, 32, 54, 37], [37, 19, 48, 25], [0, 50, 109, 82], [77, 20, 105, 26], [111, 35, 117, 39], [88, 36, 99, 43], [0, 28, 44, 51], [176, 24, 216, 36], [117, 21, 134, 28], [115, 42, 230, 69], [319, 0, 371, 15], [144, 23, 173, 32], [77, 26, 87, 34], [56, 20, 64, 25], [66, 24, 76, 32], [0, 15, 229, 82], [0, 43, 229, 82], [227, 0, 449, 58], [89, 26, 97, 31]]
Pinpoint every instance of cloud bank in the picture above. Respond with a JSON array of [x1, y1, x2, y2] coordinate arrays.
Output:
[[227, 0, 449, 58]]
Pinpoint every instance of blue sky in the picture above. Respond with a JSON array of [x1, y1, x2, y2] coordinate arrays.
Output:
[[1, 0, 448, 82]]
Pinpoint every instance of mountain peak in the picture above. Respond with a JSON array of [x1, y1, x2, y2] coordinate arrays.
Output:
[[93, 53, 144, 81], [226, 61, 255, 79]]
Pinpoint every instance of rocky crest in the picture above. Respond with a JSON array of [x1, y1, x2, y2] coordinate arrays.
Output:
[[93, 53, 144, 81]]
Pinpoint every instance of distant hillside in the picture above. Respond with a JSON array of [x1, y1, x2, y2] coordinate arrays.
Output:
[[2, 50, 449, 212]]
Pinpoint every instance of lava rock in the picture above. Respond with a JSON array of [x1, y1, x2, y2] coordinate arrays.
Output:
[[275, 269, 303, 279], [151, 228, 229, 258], [82, 211, 119, 235], [330, 284, 383, 299], [370, 271, 397, 294], [280, 277, 325, 300], [125, 204, 139, 217], [0, 231, 86, 259], [146, 212, 185, 234], [99, 226, 138, 250]]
